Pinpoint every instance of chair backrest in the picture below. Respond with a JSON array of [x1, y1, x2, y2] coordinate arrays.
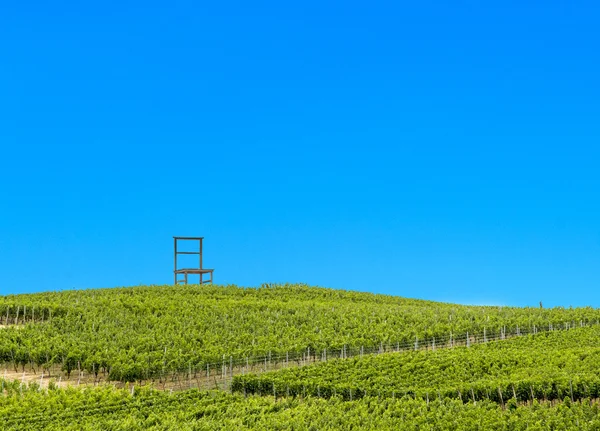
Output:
[[174, 236, 203, 272]]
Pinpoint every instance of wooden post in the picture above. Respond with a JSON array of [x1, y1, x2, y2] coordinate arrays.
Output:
[[570, 379, 574, 402], [174, 238, 178, 284], [530, 385, 535, 401], [199, 238, 203, 271], [199, 238, 203, 284]]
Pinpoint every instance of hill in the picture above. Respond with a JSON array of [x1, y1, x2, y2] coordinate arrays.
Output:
[[1, 283, 597, 383], [2, 284, 600, 430]]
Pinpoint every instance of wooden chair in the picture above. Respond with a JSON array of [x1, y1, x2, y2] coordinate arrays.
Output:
[[173, 237, 214, 284]]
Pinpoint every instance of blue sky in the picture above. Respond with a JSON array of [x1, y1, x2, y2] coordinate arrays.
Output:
[[1, 1, 599, 307]]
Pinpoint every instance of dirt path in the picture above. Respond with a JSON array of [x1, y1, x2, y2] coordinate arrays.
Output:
[[0, 358, 302, 392]]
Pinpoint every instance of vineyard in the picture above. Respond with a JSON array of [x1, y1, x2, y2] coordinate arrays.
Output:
[[0, 283, 598, 384], [2, 382, 600, 430], [233, 325, 600, 403], [1, 283, 600, 429]]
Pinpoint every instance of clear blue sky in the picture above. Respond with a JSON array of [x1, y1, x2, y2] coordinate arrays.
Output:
[[1, 1, 599, 307]]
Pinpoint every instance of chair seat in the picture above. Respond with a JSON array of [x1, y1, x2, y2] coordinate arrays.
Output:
[[174, 268, 214, 274]]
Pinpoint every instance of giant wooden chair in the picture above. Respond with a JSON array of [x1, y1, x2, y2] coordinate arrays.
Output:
[[173, 237, 214, 284]]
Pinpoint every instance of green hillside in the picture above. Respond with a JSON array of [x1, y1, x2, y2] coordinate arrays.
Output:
[[2, 284, 600, 430], [2, 383, 600, 431], [0, 284, 598, 382], [233, 325, 600, 403]]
